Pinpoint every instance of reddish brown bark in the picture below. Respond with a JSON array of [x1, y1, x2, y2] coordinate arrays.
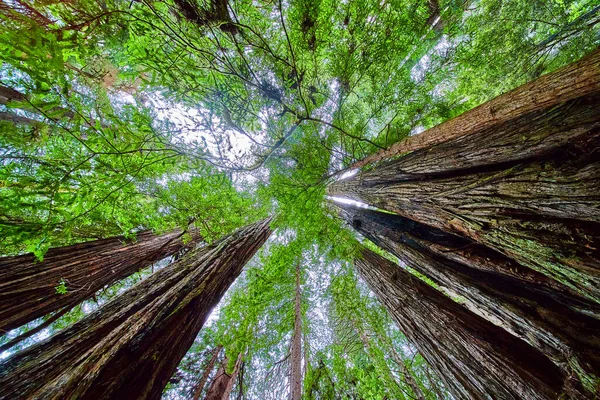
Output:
[[0, 218, 272, 400], [330, 82, 600, 304], [339, 204, 600, 390], [0, 229, 200, 338], [346, 48, 600, 170], [192, 345, 223, 400], [355, 247, 586, 399]]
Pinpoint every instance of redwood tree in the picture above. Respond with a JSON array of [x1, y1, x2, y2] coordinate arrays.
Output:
[[339, 204, 600, 390], [0, 229, 201, 339], [0, 218, 272, 400], [354, 246, 586, 399], [330, 49, 600, 305], [192, 345, 223, 400]]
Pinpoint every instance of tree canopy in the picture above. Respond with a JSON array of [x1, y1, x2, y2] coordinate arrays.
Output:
[[1, 0, 599, 398]]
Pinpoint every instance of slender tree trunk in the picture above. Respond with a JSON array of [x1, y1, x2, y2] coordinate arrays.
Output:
[[354, 247, 585, 399], [192, 345, 223, 400], [372, 328, 426, 400], [339, 204, 600, 390], [424, 363, 446, 400], [290, 260, 303, 400], [204, 362, 231, 400], [0, 218, 272, 400], [221, 351, 243, 400], [353, 319, 408, 399], [345, 48, 600, 170], [330, 60, 600, 304], [0, 229, 201, 339]]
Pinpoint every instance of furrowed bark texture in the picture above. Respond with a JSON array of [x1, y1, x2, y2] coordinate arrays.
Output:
[[347, 48, 600, 170], [0, 218, 272, 400], [192, 345, 223, 400], [290, 260, 303, 400], [0, 229, 200, 336], [339, 205, 600, 390], [330, 84, 600, 304], [355, 247, 581, 399]]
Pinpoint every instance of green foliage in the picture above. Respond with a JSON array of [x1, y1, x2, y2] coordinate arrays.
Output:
[[1, 0, 597, 397], [54, 279, 68, 295]]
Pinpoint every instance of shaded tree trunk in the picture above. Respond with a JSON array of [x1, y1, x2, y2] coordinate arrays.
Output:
[[330, 53, 600, 305], [0, 218, 272, 400], [354, 246, 586, 399], [192, 345, 223, 400], [290, 260, 303, 400], [204, 362, 231, 400], [0, 229, 201, 340], [339, 204, 600, 390]]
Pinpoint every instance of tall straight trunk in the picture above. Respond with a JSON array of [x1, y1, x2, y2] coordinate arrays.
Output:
[[192, 345, 223, 400], [339, 204, 600, 390], [0, 229, 200, 338], [0, 218, 272, 400], [204, 362, 231, 400], [222, 351, 243, 400], [330, 54, 600, 304], [290, 260, 303, 400], [354, 247, 584, 399]]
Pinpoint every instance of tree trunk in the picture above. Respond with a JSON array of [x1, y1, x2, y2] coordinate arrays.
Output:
[[0, 229, 201, 338], [345, 48, 600, 170], [354, 246, 585, 399], [221, 351, 243, 400], [0, 218, 272, 400], [373, 328, 426, 400], [330, 67, 600, 304], [353, 318, 409, 399], [339, 204, 600, 390], [204, 363, 231, 400], [290, 260, 302, 400], [192, 345, 223, 400]]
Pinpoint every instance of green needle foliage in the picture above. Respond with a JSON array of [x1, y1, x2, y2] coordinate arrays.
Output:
[[1, 0, 598, 397]]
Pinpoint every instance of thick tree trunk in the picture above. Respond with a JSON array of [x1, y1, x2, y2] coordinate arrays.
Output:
[[330, 71, 600, 304], [354, 247, 585, 399], [0, 229, 200, 338], [192, 345, 223, 400], [339, 204, 600, 390], [345, 48, 600, 170], [204, 363, 231, 400], [0, 218, 272, 400], [290, 260, 302, 400]]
